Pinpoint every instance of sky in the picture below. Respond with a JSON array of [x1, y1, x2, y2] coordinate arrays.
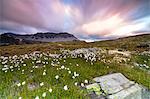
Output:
[[0, 0, 150, 41]]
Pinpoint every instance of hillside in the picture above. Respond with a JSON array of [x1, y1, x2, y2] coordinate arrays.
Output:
[[0, 33, 150, 56], [0, 33, 150, 98], [92, 34, 150, 51]]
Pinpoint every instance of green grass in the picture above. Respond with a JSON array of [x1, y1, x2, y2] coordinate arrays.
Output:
[[132, 54, 150, 65], [0, 56, 150, 99]]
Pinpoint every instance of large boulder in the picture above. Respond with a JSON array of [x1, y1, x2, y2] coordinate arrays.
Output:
[[90, 73, 150, 99]]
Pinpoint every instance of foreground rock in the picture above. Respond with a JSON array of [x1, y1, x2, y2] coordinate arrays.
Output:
[[86, 73, 150, 99]]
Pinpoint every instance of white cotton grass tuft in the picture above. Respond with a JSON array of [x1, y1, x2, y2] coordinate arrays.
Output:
[[43, 72, 46, 75], [73, 72, 79, 77], [55, 75, 59, 79], [64, 85, 68, 90], [30, 70, 33, 72], [61, 65, 65, 69], [17, 83, 21, 87], [35, 96, 39, 99], [22, 81, 26, 85], [18, 96, 22, 99], [81, 83, 84, 87], [40, 82, 44, 86], [66, 68, 70, 70], [84, 80, 88, 84], [23, 64, 26, 66], [42, 92, 46, 97], [68, 71, 71, 74], [72, 76, 75, 79], [49, 88, 52, 93], [74, 82, 78, 86]]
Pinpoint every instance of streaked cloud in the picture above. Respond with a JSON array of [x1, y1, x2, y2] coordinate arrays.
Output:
[[0, 0, 150, 41]]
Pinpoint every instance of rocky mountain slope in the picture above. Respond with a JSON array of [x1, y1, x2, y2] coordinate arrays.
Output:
[[0, 32, 78, 45]]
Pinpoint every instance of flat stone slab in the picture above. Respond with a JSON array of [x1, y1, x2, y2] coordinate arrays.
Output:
[[92, 73, 147, 99], [93, 73, 135, 94], [107, 84, 143, 99]]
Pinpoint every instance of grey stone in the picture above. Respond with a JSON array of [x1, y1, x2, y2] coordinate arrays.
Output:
[[28, 83, 39, 91], [92, 73, 150, 99], [107, 84, 143, 99], [93, 73, 135, 95]]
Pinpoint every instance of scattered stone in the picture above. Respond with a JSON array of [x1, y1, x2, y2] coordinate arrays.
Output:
[[28, 83, 39, 91]]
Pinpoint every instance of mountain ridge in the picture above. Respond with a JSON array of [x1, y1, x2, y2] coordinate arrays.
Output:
[[0, 32, 78, 45]]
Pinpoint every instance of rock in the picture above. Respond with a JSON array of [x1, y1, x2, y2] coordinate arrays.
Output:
[[108, 50, 131, 57], [142, 89, 150, 99], [89, 93, 105, 99], [93, 73, 149, 99], [107, 84, 143, 99], [93, 73, 135, 95], [28, 83, 39, 91]]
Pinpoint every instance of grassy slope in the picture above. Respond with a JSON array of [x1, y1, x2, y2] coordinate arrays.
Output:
[[0, 34, 150, 98], [0, 41, 92, 56], [91, 34, 150, 51]]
